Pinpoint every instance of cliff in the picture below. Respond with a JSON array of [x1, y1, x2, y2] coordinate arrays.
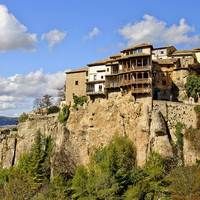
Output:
[[0, 93, 199, 175]]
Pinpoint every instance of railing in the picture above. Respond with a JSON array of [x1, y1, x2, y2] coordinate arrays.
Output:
[[132, 88, 151, 94], [86, 90, 105, 95], [118, 65, 151, 74], [105, 78, 151, 88]]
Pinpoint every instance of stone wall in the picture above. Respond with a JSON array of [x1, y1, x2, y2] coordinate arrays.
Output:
[[153, 100, 197, 139]]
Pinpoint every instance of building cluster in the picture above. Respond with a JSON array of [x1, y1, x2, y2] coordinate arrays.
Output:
[[65, 43, 200, 105]]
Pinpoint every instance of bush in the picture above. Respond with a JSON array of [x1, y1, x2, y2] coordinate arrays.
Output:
[[71, 137, 136, 199], [58, 105, 70, 123], [73, 94, 87, 109], [18, 112, 28, 123], [185, 74, 200, 101], [167, 166, 200, 200], [47, 106, 60, 114]]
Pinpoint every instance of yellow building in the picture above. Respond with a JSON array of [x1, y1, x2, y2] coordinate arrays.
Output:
[[65, 67, 88, 105]]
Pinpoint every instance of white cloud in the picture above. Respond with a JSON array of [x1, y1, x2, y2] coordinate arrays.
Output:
[[119, 14, 200, 47], [0, 70, 65, 115], [42, 29, 66, 48], [86, 27, 101, 39], [0, 4, 37, 51]]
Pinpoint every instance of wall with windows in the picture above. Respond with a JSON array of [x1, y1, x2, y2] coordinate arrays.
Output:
[[88, 64, 111, 82], [152, 48, 168, 60], [66, 71, 87, 105]]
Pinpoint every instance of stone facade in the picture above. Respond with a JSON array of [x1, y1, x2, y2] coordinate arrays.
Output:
[[66, 67, 88, 105]]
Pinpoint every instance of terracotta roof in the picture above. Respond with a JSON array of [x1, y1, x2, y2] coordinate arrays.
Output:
[[153, 45, 176, 50], [193, 48, 200, 52], [121, 43, 153, 52], [153, 58, 179, 65], [66, 67, 88, 74], [109, 54, 122, 59], [87, 58, 112, 66], [172, 50, 195, 56], [117, 53, 151, 60]]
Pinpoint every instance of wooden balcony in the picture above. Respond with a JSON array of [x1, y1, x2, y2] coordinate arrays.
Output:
[[118, 65, 151, 74], [132, 88, 151, 94], [105, 78, 151, 88], [120, 78, 151, 86], [86, 90, 105, 95]]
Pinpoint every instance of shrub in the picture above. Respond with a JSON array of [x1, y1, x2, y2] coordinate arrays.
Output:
[[185, 127, 200, 152], [167, 166, 200, 200], [71, 137, 136, 199], [18, 112, 29, 123], [185, 74, 200, 101], [175, 122, 184, 151], [58, 105, 70, 123], [47, 105, 60, 114], [73, 94, 87, 109]]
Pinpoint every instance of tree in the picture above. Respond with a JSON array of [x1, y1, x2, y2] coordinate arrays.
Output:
[[167, 166, 200, 200], [33, 94, 53, 110], [71, 137, 137, 199], [185, 74, 200, 101], [57, 85, 66, 104]]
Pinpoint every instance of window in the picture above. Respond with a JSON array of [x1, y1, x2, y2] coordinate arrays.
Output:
[[101, 76, 104, 79], [99, 85, 102, 91], [107, 68, 109, 72], [75, 81, 79, 85], [86, 71, 88, 76], [94, 75, 97, 80], [162, 80, 167, 85], [160, 50, 164, 54]]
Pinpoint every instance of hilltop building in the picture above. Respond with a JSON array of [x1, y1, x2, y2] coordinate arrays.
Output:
[[65, 43, 200, 105], [65, 67, 88, 105]]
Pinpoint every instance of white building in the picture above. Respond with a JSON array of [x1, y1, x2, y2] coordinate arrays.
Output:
[[152, 46, 176, 60], [86, 58, 111, 96]]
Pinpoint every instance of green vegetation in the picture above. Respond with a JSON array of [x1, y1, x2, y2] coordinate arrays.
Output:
[[47, 105, 60, 114], [73, 94, 87, 109], [19, 112, 29, 122], [58, 105, 70, 123], [185, 74, 200, 101], [0, 135, 200, 199]]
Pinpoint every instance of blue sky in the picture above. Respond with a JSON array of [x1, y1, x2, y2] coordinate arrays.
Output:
[[0, 0, 200, 115]]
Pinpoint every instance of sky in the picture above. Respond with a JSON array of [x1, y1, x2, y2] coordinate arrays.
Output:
[[0, 0, 200, 116]]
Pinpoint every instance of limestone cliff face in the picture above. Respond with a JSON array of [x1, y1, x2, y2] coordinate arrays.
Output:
[[0, 94, 199, 173]]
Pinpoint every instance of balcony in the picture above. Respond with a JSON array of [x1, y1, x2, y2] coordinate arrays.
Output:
[[118, 65, 151, 74], [86, 89, 105, 95], [132, 88, 151, 94], [105, 78, 151, 88]]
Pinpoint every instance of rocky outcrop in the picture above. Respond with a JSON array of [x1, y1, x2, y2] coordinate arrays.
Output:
[[149, 111, 173, 158], [0, 94, 199, 172]]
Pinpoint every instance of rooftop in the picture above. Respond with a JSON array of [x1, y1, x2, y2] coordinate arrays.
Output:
[[66, 67, 88, 74], [121, 43, 153, 52], [172, 50, 195, 56]]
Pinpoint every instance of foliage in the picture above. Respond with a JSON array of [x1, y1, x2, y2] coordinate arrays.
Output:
[[18, 112, 29, 122], [185, 127, 200, 152], [73, 94, 87, 109], [47, 105, 60, 114], [175, 122, 184, 151], [33, 94, 53, 110], [167, 166, 200, 200], [185, 74, 200, 101], [194, 105, 200, 128], [124, 153, 171, 200], [34, 176, 69, 200], [58, 105, 70, 123], [175, 122, 184, 165], [71, 136, 136, 199], [17, 131, 53, 184], [194, 105, 200, 113]]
